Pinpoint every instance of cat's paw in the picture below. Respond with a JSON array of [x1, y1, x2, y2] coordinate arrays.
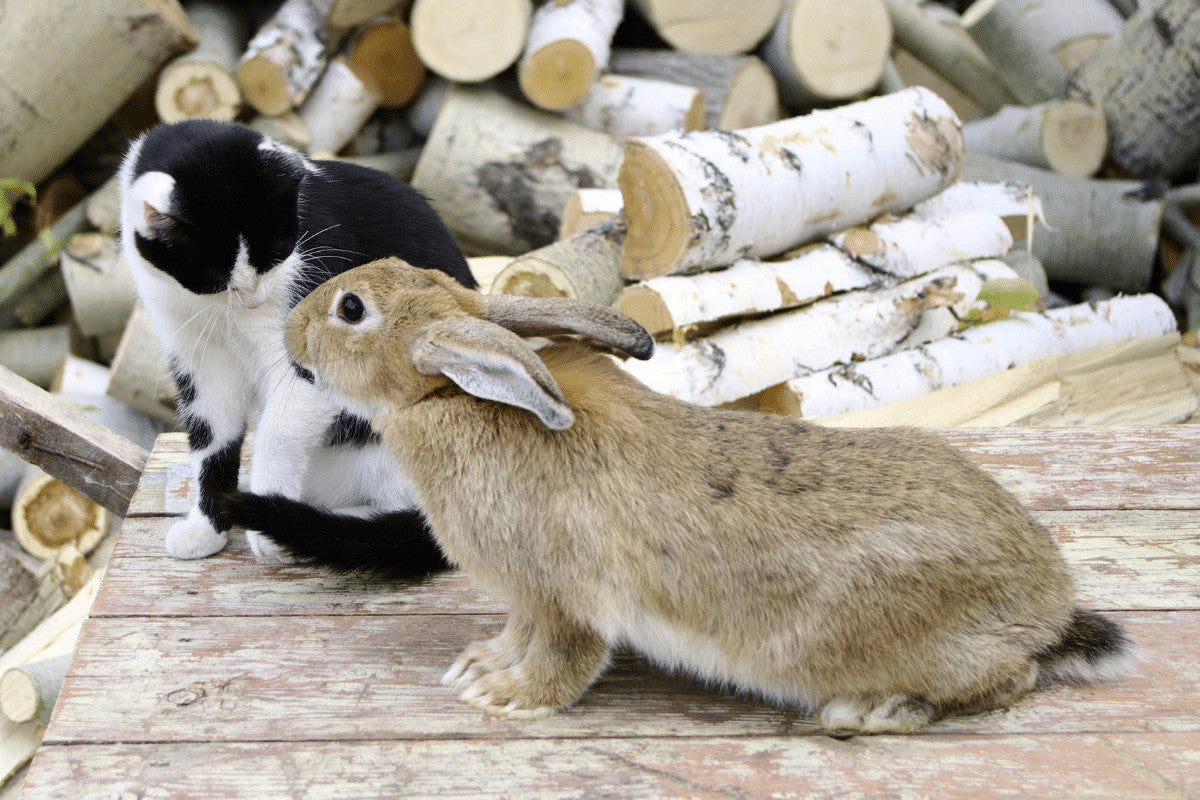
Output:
[[458, 667, 560, 720], [165, 517, 228, 559], [246, 530, 301, 565]]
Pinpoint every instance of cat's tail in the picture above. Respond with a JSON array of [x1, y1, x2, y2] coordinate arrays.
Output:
[[217, 491, 451, 578]]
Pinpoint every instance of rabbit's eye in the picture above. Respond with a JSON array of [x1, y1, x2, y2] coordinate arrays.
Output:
[[338, 293, 365, 323]]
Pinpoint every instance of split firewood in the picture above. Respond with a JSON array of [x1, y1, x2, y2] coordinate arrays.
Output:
[[0, 0, 197, 185], [345, 15, 425, 109], [963, 99, 1107, 178], [564, 75, 706, 139], [0, 327, 70, 389], [618, 86, 963, 280], [961, 154, 1163, 291], [608, 48, 783, 130], [771, 293, 1178, 420], [83, 177, 120, 238], [106, 305, 179, 426], [616, 209, 1013, 335], [411, 85, 624, 256], [409, 0, 531, 83], [1072, 0, 1200, 180], [246, 112, 312, 152], [236, 0, 343, 116], [53, 545, 94, 599], [761, 0, 892, 107], [155, 0, 250, 123], [9, 272, 67, 329], [964, 0, 1124, 104], [518, 0, 625, 110], [629, 0, 785, 56], [559, 188, 623, 239], [883, 0, 1013, 115], [0, 654, 70, 726], [621, 259, 1016, 407], [491, 217, 626, 306], [51, 356, 111, 397], [60, 234, 138, 337], [298, 57, 382, 156]]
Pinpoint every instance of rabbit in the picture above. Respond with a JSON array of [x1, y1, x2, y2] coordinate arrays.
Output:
[[229, 256, 1134, 732]]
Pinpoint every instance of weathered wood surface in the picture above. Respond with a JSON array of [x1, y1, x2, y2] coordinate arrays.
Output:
[[20, 427, 1200, 798]]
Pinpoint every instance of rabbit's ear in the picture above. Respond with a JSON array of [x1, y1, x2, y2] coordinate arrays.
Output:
[[411, 315, 575, 430], [483, 295, 654, 360]]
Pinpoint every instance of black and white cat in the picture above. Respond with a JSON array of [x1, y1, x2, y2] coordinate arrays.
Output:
[[119, 119, 471, 572]]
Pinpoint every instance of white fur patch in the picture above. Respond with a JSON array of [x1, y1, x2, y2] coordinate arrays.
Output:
[[126, 171, 177, 235], [257, 136, 320, 174], [329, 288, 382, 333]]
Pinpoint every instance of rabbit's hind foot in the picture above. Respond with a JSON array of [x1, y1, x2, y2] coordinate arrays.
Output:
[[818, 694, 937, 734]]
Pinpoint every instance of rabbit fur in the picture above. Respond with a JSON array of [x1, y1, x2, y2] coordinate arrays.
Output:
[[276, 257, 1132, 732]]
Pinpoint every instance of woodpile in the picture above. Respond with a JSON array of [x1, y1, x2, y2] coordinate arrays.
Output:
[[3, 0, 1200, 791]]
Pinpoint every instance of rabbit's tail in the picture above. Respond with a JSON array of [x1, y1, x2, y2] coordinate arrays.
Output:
[[217, 491, 451, 578], [1034, 608, 1138, 686]]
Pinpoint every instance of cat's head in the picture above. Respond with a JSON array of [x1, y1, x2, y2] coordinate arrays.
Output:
[[121, 120, 308, 306]]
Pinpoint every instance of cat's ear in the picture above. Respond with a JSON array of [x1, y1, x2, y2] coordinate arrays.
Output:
[[143, 201, 178, 240]]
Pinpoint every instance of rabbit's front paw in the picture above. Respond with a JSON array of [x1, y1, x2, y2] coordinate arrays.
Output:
[[818, 694, 936, 734], [443, 640, 516, 689], [246, 529, 300, 565], [165, 516, 228, 559], [458, 666, 560, 720]]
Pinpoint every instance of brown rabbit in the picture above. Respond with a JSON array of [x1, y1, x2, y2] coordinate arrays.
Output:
[[240, 257, 1133, 732]]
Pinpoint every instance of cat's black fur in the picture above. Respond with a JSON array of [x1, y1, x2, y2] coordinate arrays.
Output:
[[122, 119, 468, 575]]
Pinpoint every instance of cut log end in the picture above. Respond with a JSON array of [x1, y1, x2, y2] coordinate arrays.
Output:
[[778, 0, 891, 102], [347, 17, 426, 108], [636, 0, 785, 56], [411, 0, 531, 83], [519, 40, 597, 110], [492, 270, 572, 299], [236, 53, 292, 117], [613, 285, 676, 336], [1041, 99, 1108, 178], [720, 58, 783, 129], [0, 668, 40, 723], [155, 60, 241, 123], [617, 140, 690, 280], [12, 473, 108, 561]]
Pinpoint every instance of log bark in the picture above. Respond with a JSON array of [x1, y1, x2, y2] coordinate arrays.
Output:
[[963, 99, 1108, 178], [0, 655, 71, 726], [411, 85, 624, 256], [0, 327, 70, 389], [518, 0, 625, 110], [559, 188, 624, 239], [297, 57, 382, 156], [345, 15, 425, 108], [491, 217, 626, 306], [0, 553, 37, 646], [608, 49, 783, 130], [60, 234, 138, 337], [761, 0, 892, 107], [236, 0, 340, 116], [326, 0, 406, 28], [775, 294, 1178, 419], [909, 177, 1046, 244], [621, 259, 1015, 406], [617, 87, 963, 280], [616, 210, 1013, 334], [51, 357, 111, 397], [629, 0, 785, 55], [564, 75, 706, 138], [348, 110, 416, 157], [105, 306, 179, 426], [409, 0, 531, 82], [155, 0, 249, 123], [8, 272, 67, 329], [0, 0, 197, 184], [0, 560, 70, 654], [961, 154, 1162, 291], [84, 177, 121, 238], [1072, 0, 1200, 180], [964, 0, 1124, 104]]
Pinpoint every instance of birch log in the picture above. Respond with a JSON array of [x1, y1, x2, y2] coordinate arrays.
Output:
[[518, 0, 625, 110], [559, 188, 624, 239], [409, 0, 531, 82], [106, 306, 179, 426], [629, 0, 785, 55], [961, 154, 1162, 290], [467, 257, 513, 295], [0, 201, 89, 312], [236, 0, 340, 116], [297, 57, 382, 156], [621, 259, 1015, 406], [326, 0, 406, 28], [0, 655, 70, 726], [776, 294, 1178, 419], [564, 75, 706, 138], [618, 87, 963, 280], [411, 85, 624, 255], [60, 234, 138, 337], [608, 49, 782, 130], [11, 470, 107, 563], [155, 0, 249, 122], [246, 112, 312, 153], [964, 0, 1124, 104], [345, 15, 425, 108], [0, 0, 197, 185], [1072, 0, 1200, 180], [9, 272, 67, 329], [0, 327, 70, 389], [491, 218, 626, 306], [616, 210, 1013, 334], [761, 0, 892, 107], [0, 553, 37, 643], [962, 100, 1108, 178]]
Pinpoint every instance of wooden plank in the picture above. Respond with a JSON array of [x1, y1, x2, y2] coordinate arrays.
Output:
[[0, 364, 148, 516], [44, 612, 1200, 745], [22, 732, 1198, 800]]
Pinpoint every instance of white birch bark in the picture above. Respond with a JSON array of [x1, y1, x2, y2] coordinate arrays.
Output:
[[518, 0, 625, 110], [616, 210, 1012, 334], [629, 0, 785, 56], [618, 87, 964, 280], [155, 0, 249, 122], [297, 57, 382, 155], [410, 0, 531, 82], [783, 293, 1178, 418], [559, 188, 624, 239], [236, 0, 339, 115], [492, 218, 625, 306], [60, 235, 138, 337], [564, 75, 706, 139], [621, 259, 1016, 406], [962, 99, 1108, 178], [105, 306, 179, 426]]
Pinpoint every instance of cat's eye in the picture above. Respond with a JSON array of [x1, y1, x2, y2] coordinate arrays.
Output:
[[337, 293, 365, 323]]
